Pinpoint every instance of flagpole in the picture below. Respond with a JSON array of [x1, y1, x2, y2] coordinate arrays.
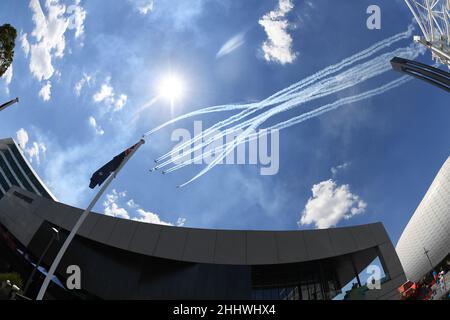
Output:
[[36, 139, 145, 300], [0, 97, 19, 113]]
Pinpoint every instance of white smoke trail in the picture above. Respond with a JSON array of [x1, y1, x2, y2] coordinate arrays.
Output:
[[163, 76, 411, 178], [144, 27, 424, 187], [145, 26, 413, 145], [154, 32, 417, 164], [154, 43, 422, 171]]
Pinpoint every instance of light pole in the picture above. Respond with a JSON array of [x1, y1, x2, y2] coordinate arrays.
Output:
[[23, 227, 59, 296], [423, 247, 435, 272]]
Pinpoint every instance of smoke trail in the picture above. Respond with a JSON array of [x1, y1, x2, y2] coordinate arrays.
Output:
[[154, 43, 421, 170], [145, 27, 424, 187], [164, 76, 411, 179], [153, 31, 417, 164], [144, 26, 413, 140], [170, 44, 422, 187]]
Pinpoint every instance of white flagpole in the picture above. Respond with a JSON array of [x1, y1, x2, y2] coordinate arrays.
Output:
[[36, 139, 145, 300]]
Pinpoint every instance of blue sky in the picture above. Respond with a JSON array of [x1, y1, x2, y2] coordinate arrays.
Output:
[[0, 0, 448, 246]]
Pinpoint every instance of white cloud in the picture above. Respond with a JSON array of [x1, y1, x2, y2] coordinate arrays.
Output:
[[103, 190, 130, 219], [15, 128, 46, 164], [104, 203, 130, 219], [20, 33, 30, 57], [29, 0, 67, 81], [1, 65, 13, 94], [93, 83, 114, 103], [259, 0, 297, 64], [114, 94, 127, 112], [74, 73, 93, 96], [331, 162, 351, 177], [103, 190, 185, 226], [129, 0, 154, 15], [68, 0, 87, 39], [299, 179, 367, 229], [88, 116, 105, 135], [127, 199, 137, 208], [16, 129, 29, 149], [92, 80, 128, 112], [27, 0, 86, 98], [25, 141, 47, 165], [176, 217, 186, 227], [216, 32, 245, 58], [39, 81, 52, 101], [133, 209, 172, 225]]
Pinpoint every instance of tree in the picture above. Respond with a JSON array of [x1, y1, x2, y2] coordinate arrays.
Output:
[[0, 24, 17, 78]]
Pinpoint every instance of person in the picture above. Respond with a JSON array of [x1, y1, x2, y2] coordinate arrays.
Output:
[[439, 269, 446, 293]]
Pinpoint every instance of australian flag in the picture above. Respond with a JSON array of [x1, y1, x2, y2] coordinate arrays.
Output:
[[89, 142, 140, 189]]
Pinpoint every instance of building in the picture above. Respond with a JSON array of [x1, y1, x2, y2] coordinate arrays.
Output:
[[396, 156, 450, 282], [0, 137, 406, 300], [0, 138, 55, 201], [0, 187, 406, 300]]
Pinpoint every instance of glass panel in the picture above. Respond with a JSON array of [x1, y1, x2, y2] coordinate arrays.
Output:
[[0, 171, 9, 191], [0, 155, 19, 186], [8, 145, 51, 199], [2, 150, 34, 193]]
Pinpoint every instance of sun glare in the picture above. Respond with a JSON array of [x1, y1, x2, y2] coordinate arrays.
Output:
[[158, 74, 185, 105]]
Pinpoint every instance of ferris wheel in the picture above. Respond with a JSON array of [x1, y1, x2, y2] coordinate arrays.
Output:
[[404, 0, 450, 68]]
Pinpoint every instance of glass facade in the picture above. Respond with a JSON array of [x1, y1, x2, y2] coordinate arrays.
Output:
[[7, 143, 52, 199], [0, 154, 20, 187], [0, 171, 8, 193], [0, 141, 53, 200], [2, 149, 35, 194], [251, 260, 341, 300]]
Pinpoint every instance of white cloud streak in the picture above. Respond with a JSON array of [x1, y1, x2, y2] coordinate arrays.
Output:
[[331, 162, 351, 177], [88, 116, 105, 135], [216, 32, 245, 58]]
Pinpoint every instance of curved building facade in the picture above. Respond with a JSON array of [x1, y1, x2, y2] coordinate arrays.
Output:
[[0, 185, 406, 300], [396, 156, 450, 282], [0, 137, 406, 300]]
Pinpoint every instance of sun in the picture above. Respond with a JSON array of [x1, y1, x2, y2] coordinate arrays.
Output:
[[158, 74, 185, 105]]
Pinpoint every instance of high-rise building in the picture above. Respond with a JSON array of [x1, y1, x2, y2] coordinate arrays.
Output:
[[0, 138, 55, 201], [396, 156, 450, 281]]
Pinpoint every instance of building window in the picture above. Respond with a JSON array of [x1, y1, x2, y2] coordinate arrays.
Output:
[[0, 156, 19, 187], [0, 171, 9, 191], [2, 150, 35, 194], [8, 145, 52, 199]]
